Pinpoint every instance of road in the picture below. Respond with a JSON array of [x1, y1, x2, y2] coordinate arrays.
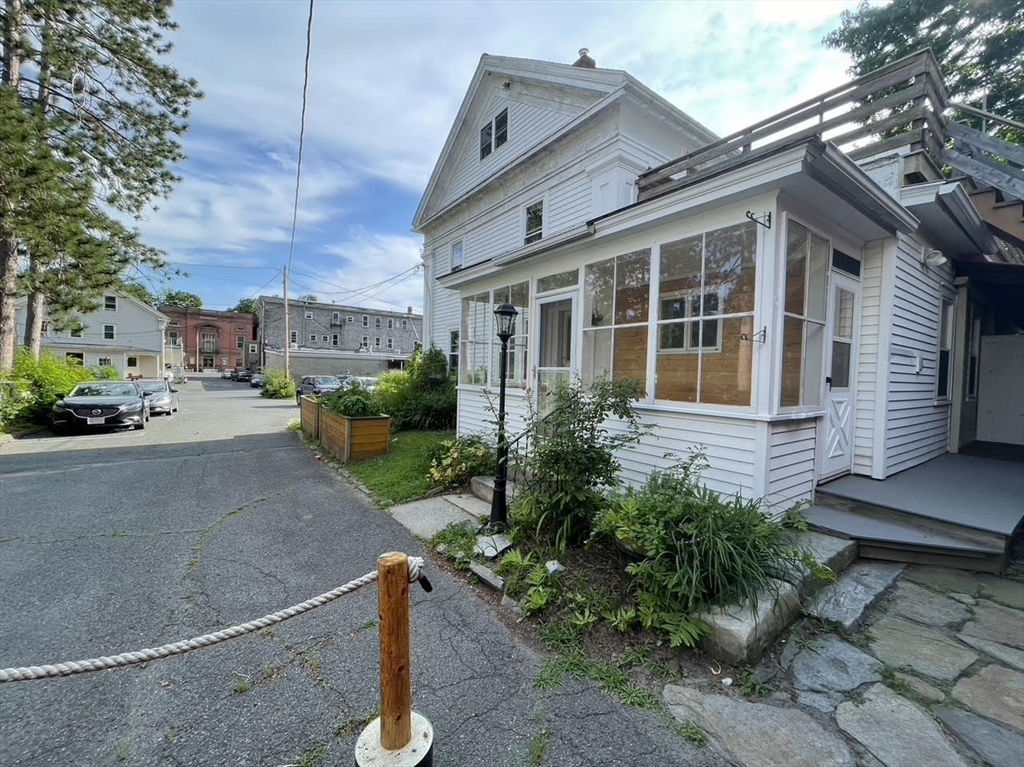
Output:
[[0, 375, 719, 767]]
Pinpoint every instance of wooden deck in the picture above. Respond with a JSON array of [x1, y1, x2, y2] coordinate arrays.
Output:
[[806, 452, 1024, 573]]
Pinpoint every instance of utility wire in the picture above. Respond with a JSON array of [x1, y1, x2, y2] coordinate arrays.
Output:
[[289, 264, 422, 306], [286, 0, 315, 272]]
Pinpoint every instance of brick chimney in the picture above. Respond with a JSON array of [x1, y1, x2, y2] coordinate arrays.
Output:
[[572, 48, 595, 68]]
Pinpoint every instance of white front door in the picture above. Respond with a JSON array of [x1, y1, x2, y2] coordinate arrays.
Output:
[[535, 293, 576, 415], [819, 272, 859, 480]]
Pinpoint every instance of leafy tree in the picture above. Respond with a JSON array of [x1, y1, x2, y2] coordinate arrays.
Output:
[[298, 293, 319, 302], [0, 0, 202, 369], [229, 297, 257, 314], [160, 289, 202, 308], [824, 0, 1024, 140], [117, 279, 159, 306]]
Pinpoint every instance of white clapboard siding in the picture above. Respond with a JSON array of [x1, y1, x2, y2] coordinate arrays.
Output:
[[766, 419, 817, 512], [885, 233, 953, 475], [853, 239, 886, 476], [428, 279, 461, 352], [440, 89, 592, 214], [457, 387, 530, 440]]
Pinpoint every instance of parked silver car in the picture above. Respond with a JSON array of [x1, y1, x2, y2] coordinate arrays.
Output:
[[137, 379, 180, 415]]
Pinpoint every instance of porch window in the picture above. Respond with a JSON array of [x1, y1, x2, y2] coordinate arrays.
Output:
[[780, 221, 828, 407], [98, 357, 112, 367], [655, 222, 756, 406], [461, 293, 491, 386], [582, 249, 650, 386], [937, 299, 954, 399], [491, 282, 529, 386], [537, 269, 578, 294]]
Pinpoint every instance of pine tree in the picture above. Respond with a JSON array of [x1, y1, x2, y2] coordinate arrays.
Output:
[[0, 0, 201, 369]]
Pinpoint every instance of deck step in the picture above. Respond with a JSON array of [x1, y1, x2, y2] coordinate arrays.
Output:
[[814, 489, 1007, 553], [804, 504, 1006, 573]]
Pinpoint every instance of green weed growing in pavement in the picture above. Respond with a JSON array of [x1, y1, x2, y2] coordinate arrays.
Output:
[[880, 666, 914, 696], [294, 742, 328, 767], [429, 522, 477, 560], [677, 719, 708, 746], [232, 674, 253, 694], [527, 728, 551, 767]]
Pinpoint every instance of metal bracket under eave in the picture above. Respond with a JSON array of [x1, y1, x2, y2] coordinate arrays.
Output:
[[740, 326, 768, 344], [745, 210, 772, 229]]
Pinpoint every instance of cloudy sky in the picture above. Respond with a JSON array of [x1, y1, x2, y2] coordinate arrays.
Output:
[[136, 0, 868, 312]]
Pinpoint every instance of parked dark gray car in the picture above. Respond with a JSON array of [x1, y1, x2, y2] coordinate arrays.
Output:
[[296, 375, 343, 405], [51, 380, 150, 433], [137, 379, 180, 415]]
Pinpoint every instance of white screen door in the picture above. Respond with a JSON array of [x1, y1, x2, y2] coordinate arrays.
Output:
[[536, 294, 575, 415], [819, 272, 859, 480]]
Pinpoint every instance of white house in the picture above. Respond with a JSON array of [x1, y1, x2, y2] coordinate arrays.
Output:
[[414, 49, 1023, 569], [14, 289, 170, 378]]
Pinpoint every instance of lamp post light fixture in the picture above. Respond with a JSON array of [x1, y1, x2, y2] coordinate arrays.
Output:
[[489, 301, 519, 529]]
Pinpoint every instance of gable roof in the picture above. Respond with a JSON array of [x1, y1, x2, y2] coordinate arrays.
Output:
[[412, 54, 717, 232], [14, 288, 171, 324]]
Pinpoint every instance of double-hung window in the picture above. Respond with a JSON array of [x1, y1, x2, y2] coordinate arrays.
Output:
[[362, 315, 369, 327], [479, 108, 508, 159], [387, 318, 394, 330], [104, 295, 117, 311], [937, 299, 955, 399], [103, 324, 116, 340], [525, 200, 543, 245], [374, 337, 382, 348], [375, 317, 382, 329], [309, 334, 317, 342], [451, 240, 464, 271], [332, 334, 339, 346]]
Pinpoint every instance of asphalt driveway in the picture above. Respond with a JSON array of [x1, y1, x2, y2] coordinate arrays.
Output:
[[0, 375, 718, 766]]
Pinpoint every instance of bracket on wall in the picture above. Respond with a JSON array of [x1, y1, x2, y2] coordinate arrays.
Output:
[[745, 210, 772, 229], [740, 326, 767, 344]]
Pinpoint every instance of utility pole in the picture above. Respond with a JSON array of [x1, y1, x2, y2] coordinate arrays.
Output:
[[283, 266, 290, 378]]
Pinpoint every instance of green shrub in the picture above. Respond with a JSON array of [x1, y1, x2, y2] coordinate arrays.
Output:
[[511, 377, 648, 550], [427, 434, 495, 490], [595, 451, 817, 647], [86, 365, 121, 380], [372, 347, 456, 430], [0, 349, 94, 426], [261, 369, 296, 399], [323, 386, 384, 417]]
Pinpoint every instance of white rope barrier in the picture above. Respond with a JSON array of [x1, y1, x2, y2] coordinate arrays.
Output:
[[0, 556, 426, 683]]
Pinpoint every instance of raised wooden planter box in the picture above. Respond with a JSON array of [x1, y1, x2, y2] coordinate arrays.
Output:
[[299, 395, 321, 440], [319, 409, 391, 462]]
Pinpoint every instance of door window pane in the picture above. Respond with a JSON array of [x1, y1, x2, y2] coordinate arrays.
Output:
[[834, 288, 854, 338], [831, 342, 851, 389]]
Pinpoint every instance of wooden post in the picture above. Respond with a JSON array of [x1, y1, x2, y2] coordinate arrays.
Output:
[[355, 552, 434, 766], [378, 551, 412, 750]]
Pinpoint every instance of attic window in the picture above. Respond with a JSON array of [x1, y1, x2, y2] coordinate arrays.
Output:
[[480, 108, 508, 160]]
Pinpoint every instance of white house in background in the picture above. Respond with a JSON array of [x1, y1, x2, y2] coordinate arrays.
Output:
[[413, 48, 1023, 520], [13, 289, 170, 378]]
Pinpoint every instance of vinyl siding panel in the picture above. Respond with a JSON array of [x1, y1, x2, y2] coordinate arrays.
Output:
[[885, 233, 954, 475], [767, 420, 817, 511], [440, 91, 589, 214], [853, 239, 885, 475]]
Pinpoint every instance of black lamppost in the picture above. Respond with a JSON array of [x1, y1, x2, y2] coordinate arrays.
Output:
[[489, 302, 519, 529]]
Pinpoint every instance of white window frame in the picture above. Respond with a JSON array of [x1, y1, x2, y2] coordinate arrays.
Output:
[[304, 311, 313, 320], [374, 336, 382, 348], [362, 315, 369, 327], [249, 343, 258, 354], [387, 318, 394, 330], [332, 311, 340, 324], [104, 295, 117, 312], [387, 338, 394, 350], [451, 239, 464, 271], [402, 319, 408, 330], [331, 334, 339, 346], [103, 324, 116, 340], [309, 333, 317, 342], [479, 107, 508, 160], [98, 356, 112, 367], [361, 335, 369, 347], [69, 327, 83, 338], [375, 317, 382, 329], [936, 298, 955, 401], [290, 331, 298, 343], [656, 288, 723, 354], [524, 199, 544, 245], [321, 334, 329, 342], [236, 335, 245, 349], [346, 315, 354, 324]]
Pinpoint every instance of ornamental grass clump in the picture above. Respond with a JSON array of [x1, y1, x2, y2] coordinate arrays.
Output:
[[595, 450, 819, 648]]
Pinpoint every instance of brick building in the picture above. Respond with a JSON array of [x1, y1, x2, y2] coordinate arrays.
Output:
[[158, 306, 257, 372]]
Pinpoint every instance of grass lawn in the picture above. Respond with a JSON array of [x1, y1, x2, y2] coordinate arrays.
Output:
[[345, 430, 452, 505]]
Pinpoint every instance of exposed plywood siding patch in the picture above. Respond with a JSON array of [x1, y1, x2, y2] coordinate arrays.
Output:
[[853, 240, 884, 475], [885, 233, 953, 475], [767, 420, 817, 511]]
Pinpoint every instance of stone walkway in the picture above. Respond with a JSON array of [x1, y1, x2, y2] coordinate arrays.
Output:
[[388, 493, 1023, 766], [665, 564, 1024, 767]]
